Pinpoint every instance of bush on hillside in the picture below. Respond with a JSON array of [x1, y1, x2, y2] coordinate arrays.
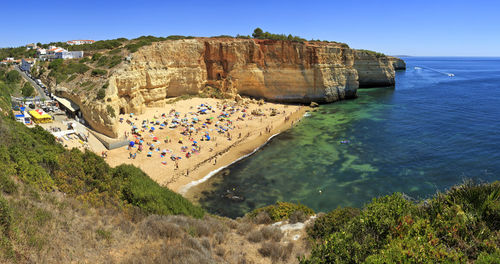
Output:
[[248, 202, 314, 222], [302, 182, 500, 263], [96, 88, 106, 100], [306, 207, 361, 240], [48, 60, 89, 84], [91, 68, 107, 76], [5, 70, 20, 84], [115, 165, 204, 218], [21, 82, 34, 97]]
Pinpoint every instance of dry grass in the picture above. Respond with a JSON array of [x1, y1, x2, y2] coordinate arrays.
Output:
[[258, 241, 295, 262], [261, 226, 283, 242], [0, 181, 309, 264], [247, 229, 264, 243], [253, 211, 273, 225]]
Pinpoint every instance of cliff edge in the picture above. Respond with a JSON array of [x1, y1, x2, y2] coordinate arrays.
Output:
[[54, 38, 403, 138]]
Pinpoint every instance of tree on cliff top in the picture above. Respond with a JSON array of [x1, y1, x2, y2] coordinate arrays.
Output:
[[252, 28, 264, 38], [251, 28, 306, 42]]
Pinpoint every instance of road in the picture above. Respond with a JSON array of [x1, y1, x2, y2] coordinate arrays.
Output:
[[15, 66, 47, 99]]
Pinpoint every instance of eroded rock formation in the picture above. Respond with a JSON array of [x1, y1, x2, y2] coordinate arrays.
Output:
[[57, 38, 404, 138]]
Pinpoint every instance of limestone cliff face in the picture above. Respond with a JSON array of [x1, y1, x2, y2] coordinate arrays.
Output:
[[108, 39, 359, 114], [353, 50, 396, 88], [389, 57, 406, 71], [62, 38, 401, 138]]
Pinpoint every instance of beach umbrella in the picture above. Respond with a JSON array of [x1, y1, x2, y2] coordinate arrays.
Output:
[[139, 140, 144, 144], [160, 123, 165, 127], [129, 141, 135, 147], [153, 137, 158, 141], [147, 151, 152, 157], [132, 125, 137, 129], [151, 127, 155, 131]]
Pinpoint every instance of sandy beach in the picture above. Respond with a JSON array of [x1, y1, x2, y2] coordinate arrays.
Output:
[[101, 97, 308, 194]]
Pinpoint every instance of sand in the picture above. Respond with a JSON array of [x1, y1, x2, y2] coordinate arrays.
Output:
[[103, 97, 308, 194]]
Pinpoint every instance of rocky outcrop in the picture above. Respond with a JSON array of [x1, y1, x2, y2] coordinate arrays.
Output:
[[389, 57, 406, 71], [353, 50, 396, 88], [58, 38, 403, 138]]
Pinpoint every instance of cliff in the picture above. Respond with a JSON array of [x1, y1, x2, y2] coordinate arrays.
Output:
[[55, 38, 402, 138], [353, 50, 397, 88], [389, 56, 407, 70]]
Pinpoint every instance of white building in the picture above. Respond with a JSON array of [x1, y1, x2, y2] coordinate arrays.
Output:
[[54, 51, 84, 59], [20, 58, 35, 72], [36, 48, 47, 56], [39, 46, 82, 60], [26, 43, 37, 50], [66, 40, 95, 45]]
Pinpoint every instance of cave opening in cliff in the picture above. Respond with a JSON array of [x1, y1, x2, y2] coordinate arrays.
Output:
[[217, 73, 222, 80], [119, 107, 125, 115]]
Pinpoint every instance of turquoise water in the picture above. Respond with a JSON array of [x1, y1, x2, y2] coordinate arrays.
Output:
[[195, 57, 500, 218]]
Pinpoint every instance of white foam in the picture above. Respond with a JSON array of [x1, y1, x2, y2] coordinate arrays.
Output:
[[179, 132, 281, 195]]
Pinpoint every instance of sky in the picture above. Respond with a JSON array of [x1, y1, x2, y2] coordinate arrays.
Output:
[[1, 0, 499, 56]]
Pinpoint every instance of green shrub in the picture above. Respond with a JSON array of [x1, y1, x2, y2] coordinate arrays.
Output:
[[106, 105, 115, 117], [476, 249, 500, 264], [91, 53, 102, 62], [107, 55, 122, 68], [248, 202, 314, 222], [79, 57, 90, 63], [47, 60, 89, 84], [65, 62, 89, 74], [307, 207, 360, 241], [66, 74, 77, 82], [357, 49, 386, 58], [125, 35, 168, 53], [115, 165, 204, 218], [21, 82, 34, 97], [96, 89, 106, 100], [251, 27, 306, 42], [0, 195, 12, 236], [5, 70, 20, 83], [91, 69, 107, 76], [108, 48, 121, 55], [302, 184, 500, 264]]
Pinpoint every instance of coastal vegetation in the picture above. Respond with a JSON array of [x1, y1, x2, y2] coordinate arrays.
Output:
[[248, 202, 315, 222], [0, 46, 36, 61], [357, 49, 386, 58], [21, 82, 34, 97], [301, 181, 500, 263], [251, 27, 307, 42]]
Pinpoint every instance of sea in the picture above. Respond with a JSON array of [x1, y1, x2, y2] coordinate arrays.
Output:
[[191, 57, 500, 218]]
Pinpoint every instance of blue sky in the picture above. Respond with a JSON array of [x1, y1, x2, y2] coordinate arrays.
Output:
[[1, 0, 499, 56]]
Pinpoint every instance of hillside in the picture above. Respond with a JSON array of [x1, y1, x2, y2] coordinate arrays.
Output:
[[1, 70, 499, 262], [0, 66, 312, 263]]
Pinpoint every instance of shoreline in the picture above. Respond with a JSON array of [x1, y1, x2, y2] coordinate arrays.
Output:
[[179, 131, 282, 195], [99, 97, 309, 198], [177, 105, 310, 201]]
